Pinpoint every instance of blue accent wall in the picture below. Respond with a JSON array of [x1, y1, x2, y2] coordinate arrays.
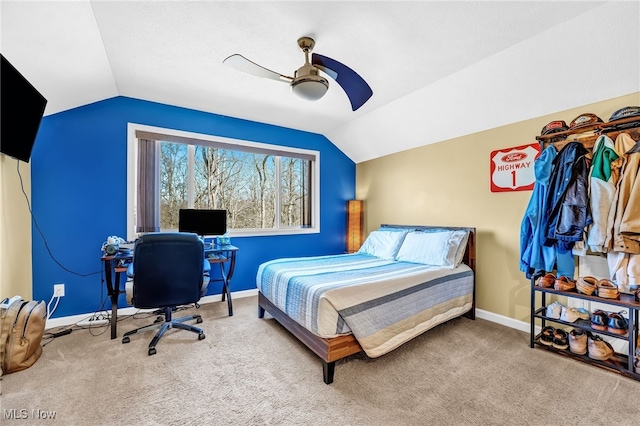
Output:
[[31, 96, 355, 318]]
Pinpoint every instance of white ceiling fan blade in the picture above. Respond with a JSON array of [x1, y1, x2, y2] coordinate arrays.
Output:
[[223, 54, 293, 83]]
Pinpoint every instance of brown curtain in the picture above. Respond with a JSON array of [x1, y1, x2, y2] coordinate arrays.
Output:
[[136, 139, 160, 233]]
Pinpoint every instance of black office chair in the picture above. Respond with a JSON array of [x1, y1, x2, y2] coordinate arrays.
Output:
[[122, 232, 211, 355]]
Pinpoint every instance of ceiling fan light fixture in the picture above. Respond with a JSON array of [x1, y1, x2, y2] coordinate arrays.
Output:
[[290, 75, 329, 101]]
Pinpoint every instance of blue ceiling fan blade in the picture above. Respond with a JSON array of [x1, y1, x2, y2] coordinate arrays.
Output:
[[312, 53, 372, 111]]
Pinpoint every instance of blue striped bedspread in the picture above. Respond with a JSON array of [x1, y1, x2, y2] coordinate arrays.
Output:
[[257, 253, 474, 357]]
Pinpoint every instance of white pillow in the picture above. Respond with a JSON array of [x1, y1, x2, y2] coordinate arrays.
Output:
[[358, 230, 409, 260], [395, 230, 469, 268]]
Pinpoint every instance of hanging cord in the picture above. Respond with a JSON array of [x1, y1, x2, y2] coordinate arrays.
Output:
[[16, 160, 101, 277], [46, 294, 61, 319]]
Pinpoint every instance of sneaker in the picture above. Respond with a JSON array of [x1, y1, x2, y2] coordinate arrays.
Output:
[[607, 311, 628, 335], [590, 310, 609, 331], [552, 329, 569, 350], [560, 307, 581, 323], [576, 307, 590, 320], [569, 329, 587, 355], [546, 302, 564, 319], [539, 326, 555, 346], [588, 334, 614, 361]]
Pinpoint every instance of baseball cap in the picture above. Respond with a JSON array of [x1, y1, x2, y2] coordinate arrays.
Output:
[[569, 113, 603, 130], [540, 120, 569, 136], [609, 106, 640, 122]]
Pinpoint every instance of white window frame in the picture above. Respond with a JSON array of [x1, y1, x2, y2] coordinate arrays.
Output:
[[126, 123, 320, 241]]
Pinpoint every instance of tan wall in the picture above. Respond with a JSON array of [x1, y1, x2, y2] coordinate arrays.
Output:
[[356, 91, 640, 323], [0, 156, 33, 300]]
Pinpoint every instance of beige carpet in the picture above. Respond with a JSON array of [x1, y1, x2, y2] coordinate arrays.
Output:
[[1, 295, 638, 426]]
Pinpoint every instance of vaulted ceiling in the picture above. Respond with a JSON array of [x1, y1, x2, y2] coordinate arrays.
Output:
[[2, 1, 638, 163]]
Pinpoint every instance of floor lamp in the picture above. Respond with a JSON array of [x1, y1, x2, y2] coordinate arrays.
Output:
[[346, 200, 364, 253]]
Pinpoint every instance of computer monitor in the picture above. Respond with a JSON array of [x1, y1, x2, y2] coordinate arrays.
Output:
[[178, 209, 227, 237]]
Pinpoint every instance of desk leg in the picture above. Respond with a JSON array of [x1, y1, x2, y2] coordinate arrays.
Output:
[[219, 262, 233, 316], [110, 292, 118, 340], [104, 261, 119, 340]]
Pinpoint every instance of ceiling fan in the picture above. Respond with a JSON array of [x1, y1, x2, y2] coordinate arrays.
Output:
[[223, 37, 373, 111]]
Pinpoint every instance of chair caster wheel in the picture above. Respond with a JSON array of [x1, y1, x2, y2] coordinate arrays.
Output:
[[154, 316, 163, 323], [148, 348, 157, 355], [196, 317, 203, 324], [122, 336, 130, 344], [198, 333, 205, 340]]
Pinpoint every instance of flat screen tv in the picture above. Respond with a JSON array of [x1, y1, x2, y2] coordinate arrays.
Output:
[[178, 209, 227, 237], [1, 54, 48, 163]]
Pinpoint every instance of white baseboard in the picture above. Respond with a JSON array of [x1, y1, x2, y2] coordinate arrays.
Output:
[[45, 288, 258, 329], [476, 308, 534, 334]]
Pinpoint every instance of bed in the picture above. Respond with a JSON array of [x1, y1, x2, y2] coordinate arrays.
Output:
[[257, 224, 476, 384]]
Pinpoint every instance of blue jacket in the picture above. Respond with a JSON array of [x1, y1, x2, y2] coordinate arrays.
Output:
[[542, 141, 592, 250], [520, 146, 557, 278]]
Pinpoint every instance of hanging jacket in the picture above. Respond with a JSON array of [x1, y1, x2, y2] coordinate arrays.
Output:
[[604, 132, 636, 250], [520, 146, 557, 278], [543, 141, 592, 250], [611, 133, 640, 254], [587, 135, 618, 252]]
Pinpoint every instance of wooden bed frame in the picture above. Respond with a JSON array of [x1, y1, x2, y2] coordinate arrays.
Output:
[[257, 225, 477, 384]]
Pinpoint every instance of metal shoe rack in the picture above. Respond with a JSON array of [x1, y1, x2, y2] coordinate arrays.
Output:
[[530, 273, 640, 381]]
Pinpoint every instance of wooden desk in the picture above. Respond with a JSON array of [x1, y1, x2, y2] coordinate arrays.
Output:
[[101, 244, 239, 340]]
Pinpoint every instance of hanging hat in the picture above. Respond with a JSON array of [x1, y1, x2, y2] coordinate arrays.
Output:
[[569, 113, 603, 130], [609, 106, 640, 122], [540, 120, 569, 136]]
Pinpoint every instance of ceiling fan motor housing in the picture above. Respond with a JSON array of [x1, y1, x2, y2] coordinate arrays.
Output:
[[291, 63, 329, 101]]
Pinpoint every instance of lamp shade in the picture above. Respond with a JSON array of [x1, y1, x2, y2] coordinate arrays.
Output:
[[346, 200, 364, 253]]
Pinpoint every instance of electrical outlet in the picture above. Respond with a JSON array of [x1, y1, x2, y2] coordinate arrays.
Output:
[[53, 283, 65, 297]]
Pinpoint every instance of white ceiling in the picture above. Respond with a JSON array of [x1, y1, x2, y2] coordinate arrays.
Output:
[[1, 1, 639, 163]]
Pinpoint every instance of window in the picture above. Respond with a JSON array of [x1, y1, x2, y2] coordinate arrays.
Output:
[[127, 124, 319, 240]]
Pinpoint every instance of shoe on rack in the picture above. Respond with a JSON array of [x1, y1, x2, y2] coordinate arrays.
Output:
[[555, 276, 576, 292], [607, 311, 629, 335], [576, 276, 598, 295], [590, 310, 609, 331], [539, 326, 555, 346], [536, 273, 556, 288], [597, 279, 619, 299], [546, 301, 564, 319], [569, 328, 587, 355], [552, 329, 569, 350], [576, 307, 590, 320], [560, 306, 581, 323], [588, 334, 614, 361]]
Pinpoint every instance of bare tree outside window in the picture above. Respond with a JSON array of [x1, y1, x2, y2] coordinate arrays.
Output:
[[160, 142, 188, 229], [148, 138, 312, 234], [281, 157, 308, 227]]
